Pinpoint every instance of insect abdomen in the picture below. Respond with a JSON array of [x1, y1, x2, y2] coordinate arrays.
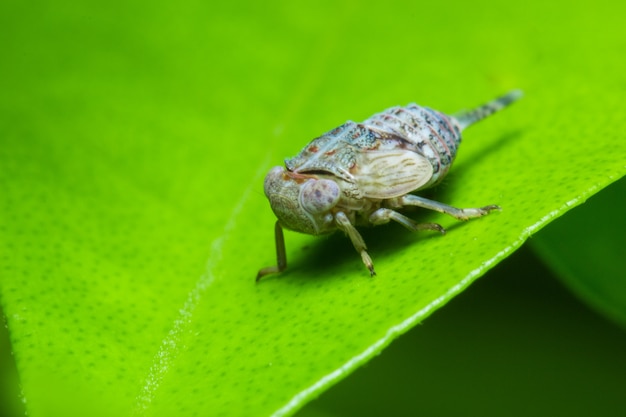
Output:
[[361, 90, 523, 190], [362, 105, 462, 188]]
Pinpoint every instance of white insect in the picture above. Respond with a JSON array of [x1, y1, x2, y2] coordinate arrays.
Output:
[[257, 90, 522, 280]]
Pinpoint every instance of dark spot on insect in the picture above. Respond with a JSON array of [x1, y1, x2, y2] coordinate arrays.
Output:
[[324, 149, 336, 156], [314, 189, 322, 198], [308, 145, 319, 153]]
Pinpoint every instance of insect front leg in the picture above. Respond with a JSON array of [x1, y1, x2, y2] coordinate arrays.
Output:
[[334, 211, 376, 276], [399, 195, 501, 221], [256, 221, 287, 282], [369, 208, 445, 234]]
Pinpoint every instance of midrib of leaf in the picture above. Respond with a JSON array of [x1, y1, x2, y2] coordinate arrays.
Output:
[[131, 156, 271, 414]]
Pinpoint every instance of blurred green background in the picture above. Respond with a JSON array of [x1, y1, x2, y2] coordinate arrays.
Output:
[[1, 0, 625, 416]]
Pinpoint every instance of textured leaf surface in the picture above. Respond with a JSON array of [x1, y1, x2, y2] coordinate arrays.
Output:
[[1, 1, 624, 416]]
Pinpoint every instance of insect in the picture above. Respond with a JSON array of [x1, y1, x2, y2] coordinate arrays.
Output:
[[257, 90, 522, 281]]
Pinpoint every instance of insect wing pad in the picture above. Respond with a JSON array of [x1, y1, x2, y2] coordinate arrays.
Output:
[[356, 150, 433, 199]]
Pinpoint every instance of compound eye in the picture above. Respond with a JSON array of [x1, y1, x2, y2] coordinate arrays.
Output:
[[300, 179, 340, 214]]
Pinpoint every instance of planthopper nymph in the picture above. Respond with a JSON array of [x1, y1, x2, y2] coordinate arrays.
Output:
[[257, 90, 522, 281]]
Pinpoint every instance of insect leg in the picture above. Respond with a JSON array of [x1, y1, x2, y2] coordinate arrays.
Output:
[[335, 211, 376, 276], [369, 208, 445, 234], [256, 221, 287, 282], [400, 195, 501, 221]]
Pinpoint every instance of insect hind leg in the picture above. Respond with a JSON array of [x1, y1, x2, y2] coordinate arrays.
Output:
[[369, 208, 445, 234], [400, 195, 500, 221]]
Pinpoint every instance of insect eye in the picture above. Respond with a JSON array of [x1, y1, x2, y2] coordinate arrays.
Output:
[[300, 179, 340, 214]]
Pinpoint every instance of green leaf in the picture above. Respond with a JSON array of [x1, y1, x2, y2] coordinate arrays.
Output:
[[531, 178, 626, 327], [1, 1, 624, 416]]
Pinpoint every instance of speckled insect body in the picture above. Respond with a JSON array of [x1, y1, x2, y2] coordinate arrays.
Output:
[[257, 91, 522, 280]]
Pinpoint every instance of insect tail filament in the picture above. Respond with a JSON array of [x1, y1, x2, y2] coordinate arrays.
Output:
[[453, 90, 523, 130]]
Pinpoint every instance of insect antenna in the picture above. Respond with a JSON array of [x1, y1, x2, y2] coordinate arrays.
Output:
[[453, 90, 523, 130]]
